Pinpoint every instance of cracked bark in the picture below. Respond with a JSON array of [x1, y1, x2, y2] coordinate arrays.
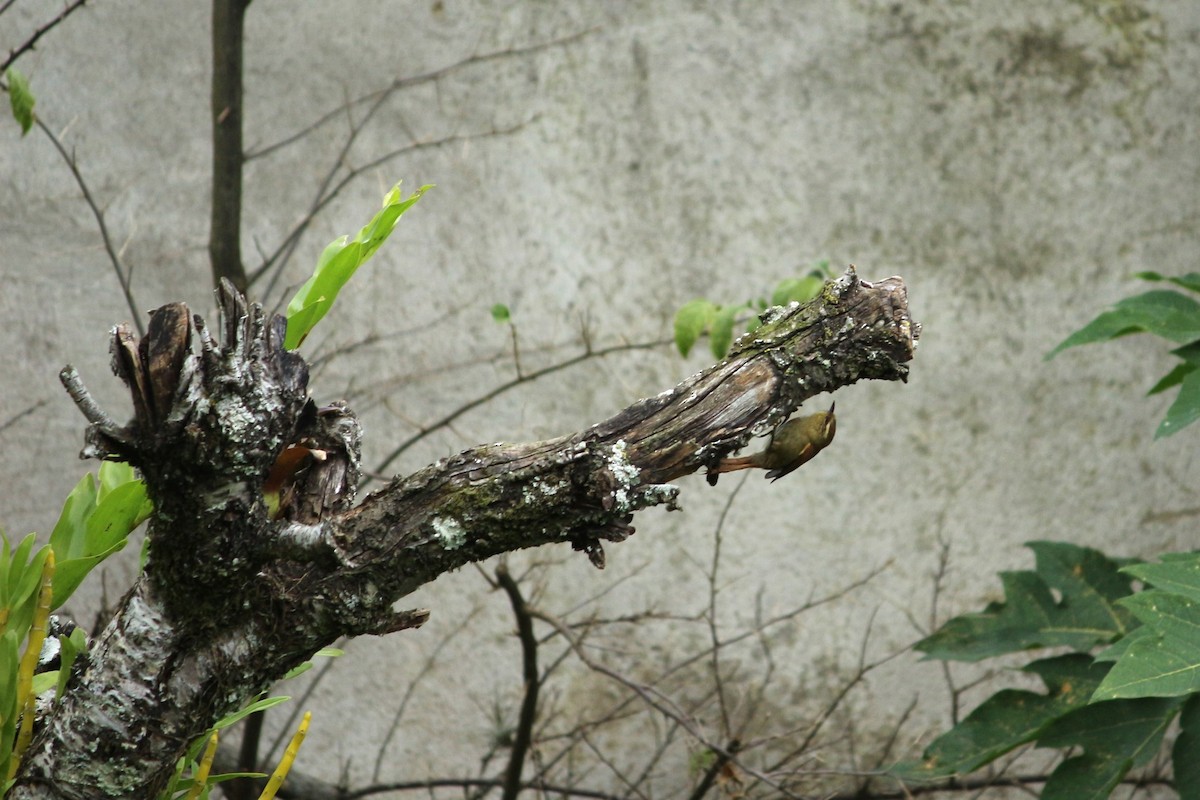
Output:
[[10, 268, 917, 799]]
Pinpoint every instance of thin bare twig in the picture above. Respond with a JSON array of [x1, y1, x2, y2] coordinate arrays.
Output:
[[252, 120, 530, 301], [529, 607, 804, 800], [367, 337, 670, 482], [687, 739, 740, 800], [245, 29, 596, 162], [0, 0, 90, 75], [368, 598, 485, 781], [343, 776, 625, 800], [35, 118, 143, 336], [0, 399, 47, 436], [706, 473, 750, 739]]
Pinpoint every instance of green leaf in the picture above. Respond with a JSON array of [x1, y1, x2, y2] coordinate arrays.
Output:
[[1155, 367, 1200, 438], [1092, 589, 1200, 700], [5, 67, 35, 135], [284, 183, 431, 350], [0, 629, 18, 773], [1175, 694, 1200, 800], [50, 479, 147, 609], [1123, 552, 1200, 602], [213, 695, 290, 731], [1135, 271, 1200, 294], [97, 461, 140, 502], [1047, 290, 1200, 359], [55, 628, 86, 702], [490, 303, 511, 323], [2, 536, 50, 642], [31, 670, 57, 697], [916, 541, 1134, 661], [1147, 362, 1196, 396], [282, 646, 344, 680], [673, 299, 717, 357], [1037, 696, 1182, 799], [48, 473, 98, 562], [709, 304, 744, 359], [770, 275, 824, 307], [891, 654, 1106, 782]]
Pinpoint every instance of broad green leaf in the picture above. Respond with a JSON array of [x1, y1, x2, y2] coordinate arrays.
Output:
[[49, 473, 98, 562], [709, 304, 744, 359], [1172, 341, 1200, 366], [1047, 290, 1200, 359], [1135, 271, 1200, 294], [1147, 362, 1196, 396], [1123, 552, 1200, 602], [284, 183, 431, 349], [31, 670, 57, 696], [1037, 696, 1182, 799], [84, 480, 146, 554], [917, 541, 1133, 661], [49, 478, 146, 608], [1093, 625, 1152, 663], [770, 276, 823, 307], [1155, 366, 1200, 438], [97, 461, 140, 502], [1174, 694, 1200, 800], [673, 299, 717, 357], [490, 303, 511, 323], [1092, 590, 1200, 699], [891, 654, 1105, 782], [5, 67, 35, 135]]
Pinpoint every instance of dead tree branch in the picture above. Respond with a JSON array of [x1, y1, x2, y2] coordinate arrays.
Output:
[[11, 268, 915, 798]]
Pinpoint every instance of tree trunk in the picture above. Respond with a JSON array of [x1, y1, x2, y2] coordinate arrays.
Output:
[[10, 268, 917, 798]]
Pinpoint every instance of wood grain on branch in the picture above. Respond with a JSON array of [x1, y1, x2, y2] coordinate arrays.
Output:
[[13, 268, 915, 798]]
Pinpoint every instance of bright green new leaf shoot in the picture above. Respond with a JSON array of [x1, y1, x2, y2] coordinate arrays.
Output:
[[285, 182, 432, 350]]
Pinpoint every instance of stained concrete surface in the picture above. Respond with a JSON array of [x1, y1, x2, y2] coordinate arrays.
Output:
[[1, 1, 1198, 795]]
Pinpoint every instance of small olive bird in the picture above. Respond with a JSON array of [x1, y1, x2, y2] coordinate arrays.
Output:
[[707, 403, 836, 485]]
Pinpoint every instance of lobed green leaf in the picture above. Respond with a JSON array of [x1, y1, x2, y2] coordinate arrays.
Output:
[[891, 654, 1105, 782], [1174, 694, 1200, 800], [1037, 696, 1181, 799], [916, 541, 1133, 661]]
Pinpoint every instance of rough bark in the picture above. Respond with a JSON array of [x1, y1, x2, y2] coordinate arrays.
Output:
[[11, 268, 916, 798]]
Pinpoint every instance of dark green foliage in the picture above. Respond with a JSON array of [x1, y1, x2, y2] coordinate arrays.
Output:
[[1048, 271, 1200, 437]]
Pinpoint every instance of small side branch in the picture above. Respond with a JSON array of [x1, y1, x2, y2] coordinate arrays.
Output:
[[0, 0, 90, 75], [496, 566, 540, 800], [35, 118, 143, 336]]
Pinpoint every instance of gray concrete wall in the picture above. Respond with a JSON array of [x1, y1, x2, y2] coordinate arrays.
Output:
[[2, 0, 1198, 794]]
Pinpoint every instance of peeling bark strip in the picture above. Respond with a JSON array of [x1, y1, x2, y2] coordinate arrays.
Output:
[[14, 269, 915, 798]]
